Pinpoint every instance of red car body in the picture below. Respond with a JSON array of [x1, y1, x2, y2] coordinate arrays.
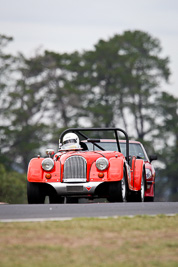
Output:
[[27, 128, 156, 203]]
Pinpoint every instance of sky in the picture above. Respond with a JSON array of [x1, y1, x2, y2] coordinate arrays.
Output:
[[0, 0, 178, 97]]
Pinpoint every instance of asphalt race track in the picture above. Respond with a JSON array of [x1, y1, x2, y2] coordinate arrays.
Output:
[[0, 202, 177, 222]]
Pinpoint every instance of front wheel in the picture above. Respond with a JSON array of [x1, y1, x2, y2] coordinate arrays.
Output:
[[145, 196, 154, 202], [107, 168, 127, 202], [49, 194, 65, 204], [27, 181, 45, 204], [120, 174, 127, 202], [136, 171, 146, 202], [66, 197, 79, 203]]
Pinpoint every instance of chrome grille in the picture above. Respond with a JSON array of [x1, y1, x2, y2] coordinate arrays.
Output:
[[63, 156, 87, 182]]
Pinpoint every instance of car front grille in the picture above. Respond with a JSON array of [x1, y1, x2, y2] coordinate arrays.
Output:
[[63, 156, 87, 182], [66, 186, 83, 192]]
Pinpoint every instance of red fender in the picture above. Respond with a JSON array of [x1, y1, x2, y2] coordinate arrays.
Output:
[[89, 157, 124, 182], [131, 159, 145, 191], [107, 157, 124, 181], [27, 158, 44, 182], [27, 158, 61, 183]]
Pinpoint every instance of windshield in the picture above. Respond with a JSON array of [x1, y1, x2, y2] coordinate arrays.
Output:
[[85, 142, 147, 160]]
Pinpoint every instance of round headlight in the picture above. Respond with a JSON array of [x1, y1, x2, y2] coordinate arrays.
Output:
[[42, 158, 54, 171], [96, 157, 109, 171], [146, 168, 152, 179]]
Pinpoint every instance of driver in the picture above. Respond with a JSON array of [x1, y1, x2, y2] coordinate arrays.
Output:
[[60, 133, 81, 150]]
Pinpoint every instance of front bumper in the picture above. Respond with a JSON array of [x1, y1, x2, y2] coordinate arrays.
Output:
[[47, 181, 104, 196]]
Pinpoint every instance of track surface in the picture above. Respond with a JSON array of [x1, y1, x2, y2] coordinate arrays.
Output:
[[0, 202, 177, 222]]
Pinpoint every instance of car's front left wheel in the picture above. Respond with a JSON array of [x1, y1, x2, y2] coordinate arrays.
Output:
[[107, 168, 127, 202], [27, 181, 45, 204], [136, 170, 146, 202]]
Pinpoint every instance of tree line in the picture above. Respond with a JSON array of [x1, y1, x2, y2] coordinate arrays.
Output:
[[0, 30, 177, 203]]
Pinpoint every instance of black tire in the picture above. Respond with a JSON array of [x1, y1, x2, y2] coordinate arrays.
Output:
[[127, 191, 134, 202], [49, 194, 65, 204], [66, 197, 79, 203], [145, 196, 154, 202], [107, 168, 127, 202], [27, 181, 45, 204], [136, 170, 146, 202]]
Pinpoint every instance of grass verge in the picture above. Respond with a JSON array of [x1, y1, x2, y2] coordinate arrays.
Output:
[[0, 214, 178, 267]]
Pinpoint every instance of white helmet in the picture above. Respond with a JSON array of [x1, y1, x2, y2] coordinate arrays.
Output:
[[61, 133, 80, 149]]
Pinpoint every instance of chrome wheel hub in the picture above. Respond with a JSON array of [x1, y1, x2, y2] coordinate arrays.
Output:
[[121, 178, 126, 201]]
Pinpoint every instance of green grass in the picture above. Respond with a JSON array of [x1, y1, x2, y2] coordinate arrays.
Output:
[[0, 214, 178, 267]]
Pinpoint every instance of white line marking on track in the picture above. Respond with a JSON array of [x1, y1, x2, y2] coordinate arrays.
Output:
[[0, 213, 177, 223]]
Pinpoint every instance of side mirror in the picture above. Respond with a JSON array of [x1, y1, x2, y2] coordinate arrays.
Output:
[[149, 155, 157, 162], [46, 149, 55, 157]]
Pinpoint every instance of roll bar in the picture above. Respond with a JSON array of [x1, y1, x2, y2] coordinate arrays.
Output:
[[59, 128, 129, 163]]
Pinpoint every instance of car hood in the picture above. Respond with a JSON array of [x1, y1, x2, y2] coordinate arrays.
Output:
[[58, 150, 124, 164]]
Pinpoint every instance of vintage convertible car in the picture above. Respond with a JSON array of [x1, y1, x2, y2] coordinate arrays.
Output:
[[27, 128, 156, 204]]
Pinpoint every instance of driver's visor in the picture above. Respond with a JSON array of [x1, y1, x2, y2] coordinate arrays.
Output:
[[63, 139, 77, 145]]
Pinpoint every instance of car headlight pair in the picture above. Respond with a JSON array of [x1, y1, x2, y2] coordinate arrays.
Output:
[[96, 157, 109, 171], [42, 157, 109, 172], [42, 158, 54, 171]]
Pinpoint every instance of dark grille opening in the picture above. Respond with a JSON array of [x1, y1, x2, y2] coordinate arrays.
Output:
[[67, 186, 83, 192]]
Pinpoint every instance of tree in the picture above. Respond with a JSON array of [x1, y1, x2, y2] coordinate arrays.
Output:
[[155, 92, 178, 201], [4, 52, 49, 171], [37, 51, 87, 143], [81, 39, 124, 128], [1, 50, 89, 170], [42, 51, 82, 125], [80, 31, 170, 140], [0, 164, 27, 204], [0, 34, 15, 169], [116, 31, 170, 140]]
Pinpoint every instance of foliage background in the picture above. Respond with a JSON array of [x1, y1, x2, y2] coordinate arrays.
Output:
[[0, 30, 177, 203]]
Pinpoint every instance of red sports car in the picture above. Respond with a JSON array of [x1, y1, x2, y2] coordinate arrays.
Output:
[[27, 128, 157, 204]]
